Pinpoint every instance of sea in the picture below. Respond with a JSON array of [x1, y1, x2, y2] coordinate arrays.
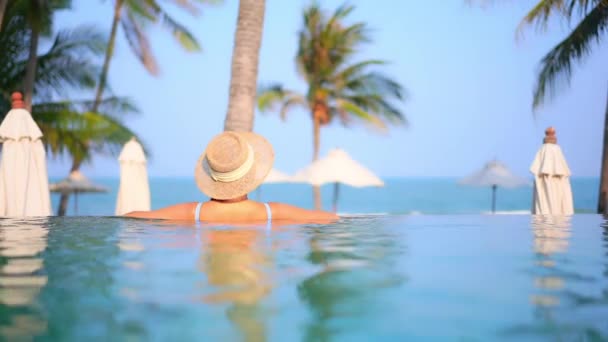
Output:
[[50, 177, 599, 216]]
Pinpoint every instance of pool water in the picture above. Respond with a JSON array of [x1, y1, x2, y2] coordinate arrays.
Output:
[[0, 214, 606, 341]]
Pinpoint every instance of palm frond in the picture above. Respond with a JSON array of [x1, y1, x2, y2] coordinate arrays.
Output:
[[322, 3, 354, 41], [260, 3, 407, 131], [336, 99, 387, 129], [257, 84, 306, 120], [13, 0, 71, 35], [33, 96, 140, 119], [168, 0, 203, 15], [520, 0, 567, 32], [124, 0, 156, 21], [140, 0, 201, 51], [331, 60, 386, 85], [0, 16, 107, 113], [166, 0, 224, 16], [32, 25, 106, 100], [517, 0, 602, 35], [0, 14, 29, 96], [297, 5, 370, 83], [120, 11, 159, 75], [532, 3, 608, 108], [343, 72, 406, 100], [34, 102, 144, 162]]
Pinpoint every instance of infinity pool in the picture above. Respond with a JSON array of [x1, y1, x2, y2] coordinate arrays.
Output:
[[0, 215, 606, 341]]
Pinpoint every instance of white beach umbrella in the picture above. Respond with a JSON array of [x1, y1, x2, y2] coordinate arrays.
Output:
[[460, 159, 528, 213], [530, 127, 574, 215], [292, 148, 384, 211], [0, 93, 51, 217], [50, 170, 107, 215], [115, 138, 150, 215]]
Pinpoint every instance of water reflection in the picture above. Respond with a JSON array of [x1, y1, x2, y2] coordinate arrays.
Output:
[[530, 215, 572, 307], [298, 217, 406, 340], [198, 226, 274, 342], [0, 218, 49, 339], [503, 215, 608, 339], [37, 217, 124, 340]]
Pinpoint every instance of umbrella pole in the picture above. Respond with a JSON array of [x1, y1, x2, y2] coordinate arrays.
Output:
[[491, 185, 497, 214], [74, 191, 78, 215], [333, 182, 339, 213]]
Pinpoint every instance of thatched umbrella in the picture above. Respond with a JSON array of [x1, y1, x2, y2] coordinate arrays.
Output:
[[460, 160, 528, 213], [292, 149, 383, 212], [50, 171, 107, 215]]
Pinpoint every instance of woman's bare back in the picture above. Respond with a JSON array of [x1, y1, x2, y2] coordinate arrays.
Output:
[[125, 200, 338, 224]]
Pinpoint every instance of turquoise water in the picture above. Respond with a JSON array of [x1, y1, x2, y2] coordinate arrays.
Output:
[[0, 214, 606, 340], [50, 177, 598, 216]]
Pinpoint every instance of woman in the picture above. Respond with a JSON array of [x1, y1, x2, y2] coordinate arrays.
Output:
[[125, 131, 338, 223]]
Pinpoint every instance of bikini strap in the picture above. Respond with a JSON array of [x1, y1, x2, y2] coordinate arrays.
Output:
[[263, 202, 272, 227], [194, 202, 203, 222]]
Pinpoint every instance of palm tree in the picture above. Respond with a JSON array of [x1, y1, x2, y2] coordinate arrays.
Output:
[[257, 4, 406, 209], [0, 0, 8, 31], [478, 1, 608, 212], [0, 14, 101, 114], [42, 98, 140, 216], [223, 0, 266, 132], [92, 0, 207, 115], [58, 0, 203, 214], [0, 13, 142, 216], [13, 0, 71, 111]]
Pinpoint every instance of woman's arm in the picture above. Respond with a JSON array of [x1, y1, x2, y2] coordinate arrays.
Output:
[[124, 203, 196, 220], [270, 203, 339, 223]]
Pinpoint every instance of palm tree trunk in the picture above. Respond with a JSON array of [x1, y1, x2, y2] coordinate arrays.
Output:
[[24, 26, 39, 112], [313, 115, 321, 161], [57, 159, 83, 216], [223, 0, 266, 132], [598, 86, 608, 214], [0, 0, 8, 32], [60, 0, 124, 217], [92, 0, 123, 113], [312, 114, 321, 209], [57, 193, 69, 216]]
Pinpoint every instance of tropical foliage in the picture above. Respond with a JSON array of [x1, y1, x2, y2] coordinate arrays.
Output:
[[474, 0, 608, 212], [10, 0, 73, 110], [510, 0, 608, 109], [258, 4, 406, 158], [111, 0, 206, 76], [61, 0, 209, 215], [0, 12, 140, 162], [91, 0, 210, 114], [257, 3, 406, 208]]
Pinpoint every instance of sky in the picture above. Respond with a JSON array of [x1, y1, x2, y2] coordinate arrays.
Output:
[[48, 0, 607, 179]]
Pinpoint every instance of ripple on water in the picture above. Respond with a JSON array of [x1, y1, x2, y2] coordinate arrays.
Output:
[[0, 218, 50, 339], [0, 214, 606, 340]]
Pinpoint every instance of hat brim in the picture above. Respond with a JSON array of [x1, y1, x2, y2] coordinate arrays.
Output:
[[195, 132, 274, 200]]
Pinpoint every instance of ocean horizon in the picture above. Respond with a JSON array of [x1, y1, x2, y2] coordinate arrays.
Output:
[[49, 176, 600, 216]]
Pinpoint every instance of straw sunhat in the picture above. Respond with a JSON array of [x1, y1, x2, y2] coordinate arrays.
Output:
[[195, 131, 274, 200]]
